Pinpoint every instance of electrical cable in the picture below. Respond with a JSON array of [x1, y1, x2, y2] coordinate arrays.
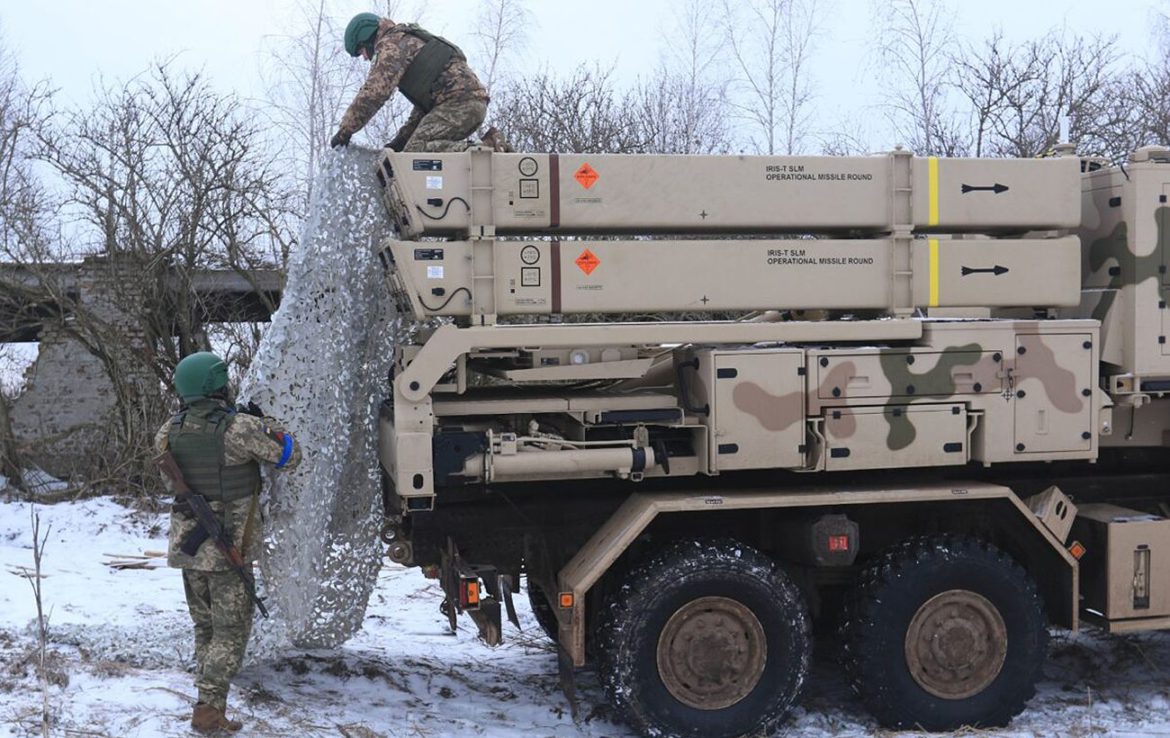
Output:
[[415, 197, 470, 220], [417, 286, 471, 312]]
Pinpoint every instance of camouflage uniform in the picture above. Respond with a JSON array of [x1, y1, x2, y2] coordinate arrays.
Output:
[[338, 19, 489, 152], [155, 403, 302, 712]]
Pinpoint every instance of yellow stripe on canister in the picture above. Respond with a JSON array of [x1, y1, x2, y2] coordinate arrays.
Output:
[[929, 238, 940, 307], [928, 156, 940, 226]]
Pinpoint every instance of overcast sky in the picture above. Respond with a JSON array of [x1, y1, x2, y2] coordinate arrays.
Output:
[[0, 0, 1166, 377], [2, 0, 1167, 149]]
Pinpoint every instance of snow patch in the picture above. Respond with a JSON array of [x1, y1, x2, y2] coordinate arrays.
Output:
[[4, 497, 1170, 737]]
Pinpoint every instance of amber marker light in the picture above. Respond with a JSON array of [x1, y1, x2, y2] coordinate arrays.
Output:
[[1068, 541, 1087, 560], [559, 592, 575, 609], [461, 580, 480, 608]]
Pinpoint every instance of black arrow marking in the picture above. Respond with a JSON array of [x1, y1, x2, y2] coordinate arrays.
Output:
[[961, 183, 1010, 194], [961, 265, 1010, 276]]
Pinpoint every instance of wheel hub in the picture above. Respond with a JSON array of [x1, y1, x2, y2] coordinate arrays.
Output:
[[904, 589, 1008, 700], [656, 596, 767, 710]]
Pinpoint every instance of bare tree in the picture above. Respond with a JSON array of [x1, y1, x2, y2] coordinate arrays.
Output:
[[871, 0, 965, 156], [42, 62, 293, 357], [0, 61, 295, 489], [0, 377, 21, 489], [953, 30, 1120, 158], [630, 72, 732, 155], [263, 0, 372, 216], [1096, 52, 1170, 160], [722, 0, 822, 154], [952, 31, 1019, 158], [819, 118, 875, 156], [0, 36, 52, 490], [25, 506, 51, 737], [470, 0, 532, 95], [633, 0, 731, 154], [492, 65, 649, 153], [262, 0, 429, 218]]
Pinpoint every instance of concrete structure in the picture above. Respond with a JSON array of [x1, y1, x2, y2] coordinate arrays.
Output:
[[1, 255, 282, 478]]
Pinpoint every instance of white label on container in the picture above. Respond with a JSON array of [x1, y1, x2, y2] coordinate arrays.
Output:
[[427, 265, 444, 279], [426, 176, 443, 190]]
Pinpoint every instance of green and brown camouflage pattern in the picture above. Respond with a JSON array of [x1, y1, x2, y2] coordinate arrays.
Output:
[[157, 409, 301, 715], [1074, 152, 1170, 378], [155, 411, 302, 571], [676, 320, 1098, 475], [182, 568, 255, 711], [338, 18, 488, 147]]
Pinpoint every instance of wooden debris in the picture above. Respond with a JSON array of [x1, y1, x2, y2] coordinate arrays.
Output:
[[6, 565, 47, 579], [102, 550, 166, 571]]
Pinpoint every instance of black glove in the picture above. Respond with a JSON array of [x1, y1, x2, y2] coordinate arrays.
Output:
[[330, 131, 351, 149], [386, 135, 406, 152], [237, 401, 265, 418]]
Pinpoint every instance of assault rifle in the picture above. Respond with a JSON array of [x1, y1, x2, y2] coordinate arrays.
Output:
[[154, 451, 270, 618]]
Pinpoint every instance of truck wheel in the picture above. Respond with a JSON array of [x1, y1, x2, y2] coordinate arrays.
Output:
[[525, 579, 560, 642], [598, 539, 811, 738], [843, 535, 1047, 730]]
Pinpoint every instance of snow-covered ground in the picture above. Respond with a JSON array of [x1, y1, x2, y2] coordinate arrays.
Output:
[[0, 496, 1168, 738]]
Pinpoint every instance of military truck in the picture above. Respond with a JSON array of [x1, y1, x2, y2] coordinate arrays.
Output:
[[372, 143, 1170, 737]]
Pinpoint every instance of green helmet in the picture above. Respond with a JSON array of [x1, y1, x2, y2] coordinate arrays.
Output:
[[344, 12, 381, 57], [174, 352, 229, 401]]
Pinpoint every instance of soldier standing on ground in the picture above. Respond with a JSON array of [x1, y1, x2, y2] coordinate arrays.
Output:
[[331, 12, 507, 153], [155, 352, 302, 734]]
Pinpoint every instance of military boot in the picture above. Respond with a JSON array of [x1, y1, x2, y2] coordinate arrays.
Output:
[[191, 702, 243, 733]]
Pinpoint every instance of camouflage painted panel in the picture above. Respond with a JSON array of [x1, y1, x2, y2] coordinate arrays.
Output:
[[1014, 334, 1085, 415], [824, 404, 967, 468], [1013, 332, 1093, 454], [815, 345, 998, 450], [731, 382, 803, 432], [816, 347, 999, 402]]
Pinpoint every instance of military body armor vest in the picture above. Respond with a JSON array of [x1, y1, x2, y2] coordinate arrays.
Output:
[[168, 401, 259, 503], [397, 23, 466, 112]]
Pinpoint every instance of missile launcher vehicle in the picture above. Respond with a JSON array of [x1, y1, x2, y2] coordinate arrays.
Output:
[[373, 143, 1170, 737]]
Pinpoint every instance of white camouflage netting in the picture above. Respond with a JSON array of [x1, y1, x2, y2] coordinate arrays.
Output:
[[240, 146, 399, 657]]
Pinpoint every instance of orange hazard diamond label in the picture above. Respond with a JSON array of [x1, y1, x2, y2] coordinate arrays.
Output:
[[575, 248, 600, 275], [574, 163, 599, 189]]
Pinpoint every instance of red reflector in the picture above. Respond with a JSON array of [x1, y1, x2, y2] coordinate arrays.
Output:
[[828, 535, 850, 552]]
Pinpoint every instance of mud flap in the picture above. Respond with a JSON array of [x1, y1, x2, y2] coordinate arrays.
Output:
[[468, 598, 503, 646], [558, 643, 579, 719], [439, 538, 511, 645], [499, 574, 520, 630], [439, 539, 462, 633]]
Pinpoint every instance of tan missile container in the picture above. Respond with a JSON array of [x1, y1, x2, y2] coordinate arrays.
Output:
[[383, 236, 1081, 319], [379, 150, 1080, 237]]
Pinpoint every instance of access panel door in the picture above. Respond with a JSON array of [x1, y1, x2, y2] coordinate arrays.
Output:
[[1013, 333, 1094, 455], [711, 351, 806, 472]]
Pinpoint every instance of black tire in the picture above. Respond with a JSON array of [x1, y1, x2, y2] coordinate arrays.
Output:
[[842, 534, 1048, 730], [598, 539, 811, 738], [525, 578, 560, 642]]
